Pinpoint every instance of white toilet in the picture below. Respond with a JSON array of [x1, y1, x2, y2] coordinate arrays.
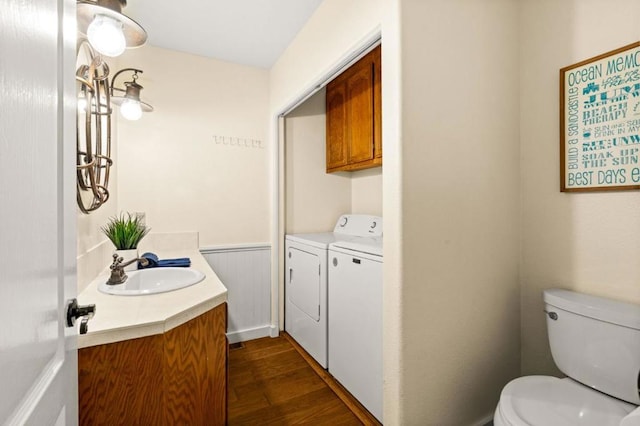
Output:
[[494, 289, 640, 426]]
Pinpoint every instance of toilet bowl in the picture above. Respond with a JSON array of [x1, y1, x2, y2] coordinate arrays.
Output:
[[494, 376, 636, 426], [494, 289, 640, 426]]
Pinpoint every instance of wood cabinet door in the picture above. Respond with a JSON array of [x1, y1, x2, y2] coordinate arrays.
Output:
[[326, 78, 348, 170], [346, 58, 375, 164]]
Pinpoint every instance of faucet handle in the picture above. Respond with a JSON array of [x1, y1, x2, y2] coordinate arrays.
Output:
[[110, 253, 124, 270]]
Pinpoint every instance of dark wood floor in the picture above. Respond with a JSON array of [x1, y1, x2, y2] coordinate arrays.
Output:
[[228, 335, 364, 425]]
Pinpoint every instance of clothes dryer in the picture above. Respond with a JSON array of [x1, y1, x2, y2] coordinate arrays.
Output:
[[285, 215, 382, 368]]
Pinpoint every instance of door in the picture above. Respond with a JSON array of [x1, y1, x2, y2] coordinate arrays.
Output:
[[285, 243, 328, 367], [326, 77, 349, 170], [0, 0, 78, 424], [346, 57, 375, 164], [287, 247, 321, 321]]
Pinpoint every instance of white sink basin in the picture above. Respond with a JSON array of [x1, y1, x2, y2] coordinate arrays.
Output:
[[98, 267, 206, 296]]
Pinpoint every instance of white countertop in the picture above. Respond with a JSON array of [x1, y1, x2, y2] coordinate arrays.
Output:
[[77, 249, 228, 349]]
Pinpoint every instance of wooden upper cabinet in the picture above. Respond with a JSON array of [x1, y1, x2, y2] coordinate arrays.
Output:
[[326, 45, 382, 173]]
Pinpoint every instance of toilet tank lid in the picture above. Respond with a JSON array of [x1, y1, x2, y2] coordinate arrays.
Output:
[[544, 289, 640, 330]]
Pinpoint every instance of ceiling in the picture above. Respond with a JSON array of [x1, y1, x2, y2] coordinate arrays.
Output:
[[124, 0, 324, 69]]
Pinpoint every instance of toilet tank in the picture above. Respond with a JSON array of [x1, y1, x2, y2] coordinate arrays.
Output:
[[544, 289, 640, 405]]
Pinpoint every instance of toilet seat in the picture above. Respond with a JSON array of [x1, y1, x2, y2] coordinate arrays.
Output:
[[497, 376, 636, 426]]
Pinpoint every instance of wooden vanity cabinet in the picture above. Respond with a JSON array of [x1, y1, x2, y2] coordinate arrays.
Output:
[[78, 303, 228, 425], [326, 45, 382, 173]]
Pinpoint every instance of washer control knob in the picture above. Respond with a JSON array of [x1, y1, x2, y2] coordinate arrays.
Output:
[[332, 257, 338, 267], [339, 216, 348, 227]]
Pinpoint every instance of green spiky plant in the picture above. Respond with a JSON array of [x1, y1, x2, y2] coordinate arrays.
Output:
[[101, 213, 150, 250]]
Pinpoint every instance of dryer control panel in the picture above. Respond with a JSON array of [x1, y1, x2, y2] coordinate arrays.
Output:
[[333, 215, 383, 237]]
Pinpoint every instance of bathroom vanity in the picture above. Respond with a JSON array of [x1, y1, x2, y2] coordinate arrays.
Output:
[[76, 249, 228, 425]]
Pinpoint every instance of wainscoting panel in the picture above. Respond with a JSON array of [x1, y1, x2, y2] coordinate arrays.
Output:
[[201, 244, 271, 343]]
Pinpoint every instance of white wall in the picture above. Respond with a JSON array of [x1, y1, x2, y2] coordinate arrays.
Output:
[[116, 45, 270, 248], [520, 0, 640, 376], [352, 168, 382, 216], [386, 0, 521, 423], [77, 193, 117, 254]]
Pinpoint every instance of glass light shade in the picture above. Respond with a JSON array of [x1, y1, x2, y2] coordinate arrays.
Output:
[[87, 14, 126, 57], [120, 99, 143, 120]]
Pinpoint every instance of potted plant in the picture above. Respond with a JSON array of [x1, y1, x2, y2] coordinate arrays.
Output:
[[101, 212, 150, 271]]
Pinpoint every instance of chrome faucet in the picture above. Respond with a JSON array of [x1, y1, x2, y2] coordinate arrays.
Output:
[[106, 253, 149, 285]]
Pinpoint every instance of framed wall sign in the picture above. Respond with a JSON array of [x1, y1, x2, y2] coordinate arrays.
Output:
[[560, 42, 640, 192]]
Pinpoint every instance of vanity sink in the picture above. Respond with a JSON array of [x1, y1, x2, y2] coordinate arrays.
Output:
[[98, 267, 206, 296]]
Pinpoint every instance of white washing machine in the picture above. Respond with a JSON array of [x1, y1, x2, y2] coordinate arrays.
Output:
[[328, 236, 383, 422], [285, 215, 382, 368]]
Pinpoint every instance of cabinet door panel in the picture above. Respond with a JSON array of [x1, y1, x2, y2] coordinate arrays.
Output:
[[326, 80, 348, 170], [346, 62, 374, 164], [78, 335, 164, 425]]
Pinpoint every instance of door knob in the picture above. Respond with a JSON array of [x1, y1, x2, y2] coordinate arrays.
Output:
[[66, 298, 96, 335]]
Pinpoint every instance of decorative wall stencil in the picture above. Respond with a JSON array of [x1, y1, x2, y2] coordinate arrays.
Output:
[[212, 135, 264, 149], [560, 42, 640, 192]]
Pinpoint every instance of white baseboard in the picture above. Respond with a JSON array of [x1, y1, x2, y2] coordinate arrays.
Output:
[[226, 325, 272, 344]]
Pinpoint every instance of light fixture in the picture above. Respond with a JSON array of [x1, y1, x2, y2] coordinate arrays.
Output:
[[76, 2, 152, 214], [87, 14, 126, 57], [110, 68, 153, 120], [77, 0, 147, 57], [76, 42, 114, 213]]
